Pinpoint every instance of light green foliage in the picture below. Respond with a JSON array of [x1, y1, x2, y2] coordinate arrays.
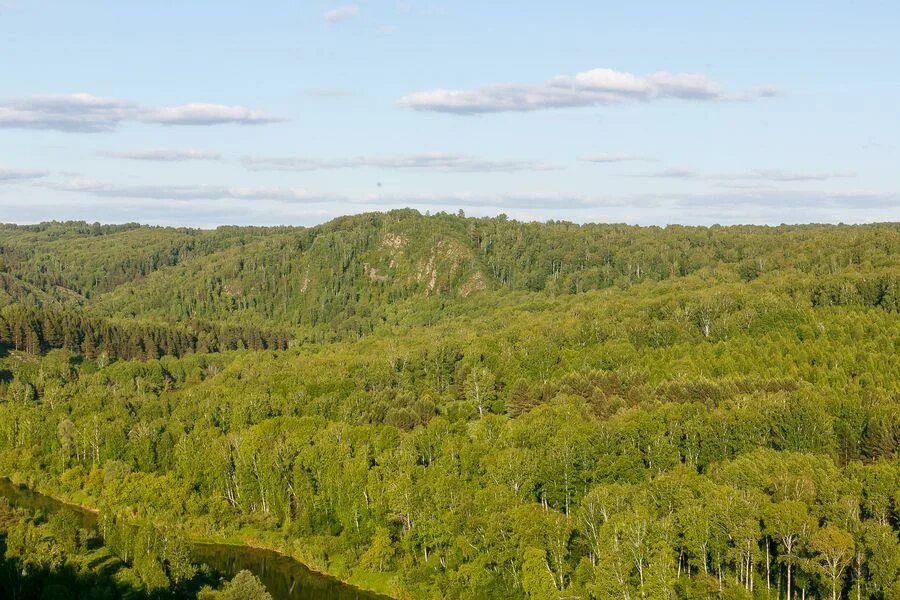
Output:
[[521, 547, 559, 599], [361, 526, 395, 572], [810, 525, 855, 600]]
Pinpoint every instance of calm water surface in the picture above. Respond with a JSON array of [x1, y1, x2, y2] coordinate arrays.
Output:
[[0, 478, 389, 600]]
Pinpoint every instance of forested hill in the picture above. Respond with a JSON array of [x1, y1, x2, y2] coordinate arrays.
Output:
[[2, 211, 897, 346], [0, 213, 898, 599]]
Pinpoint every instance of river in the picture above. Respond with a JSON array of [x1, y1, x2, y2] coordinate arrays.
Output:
[[0, 478, 390, 600]]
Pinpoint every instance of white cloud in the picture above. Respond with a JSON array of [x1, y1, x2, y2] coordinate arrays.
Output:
[[242, 152, 561, 173], [0, 167, 50, 183], [0, 93, 284, 132], [398, 67, 777, 114], [0, 94, 136, 132], [324, 5, 359, 23], [143, 103, 282, 126], [100, 149, 222, 162]]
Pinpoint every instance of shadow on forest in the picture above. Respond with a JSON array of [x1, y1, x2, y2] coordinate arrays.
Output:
[[0, 480, 389, 600], [0, 534, 223, 600]]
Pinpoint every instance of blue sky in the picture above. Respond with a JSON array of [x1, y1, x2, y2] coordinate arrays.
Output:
[[1, 1, 898, 227]]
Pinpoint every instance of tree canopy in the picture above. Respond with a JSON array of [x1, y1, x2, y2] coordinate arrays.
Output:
[[0, 211, 897, 599]]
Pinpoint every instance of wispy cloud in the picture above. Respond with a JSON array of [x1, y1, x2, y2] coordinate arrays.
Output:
[[641, 167, 854, 182], [365, 189, 896, 215], [579, 154, 657, 164], [728, 169, 855, 183], [0, 93, 284, 132], [47, 178, 340, 203], [669, 189, 898, 210], [100, 149, 222, 162], [644, 167, 703, 179], [360, 192, 627, 209], [398, 68, 778, 114], [242, 152, 561, 173], [324, 4, 359, 23], [0, 166, 50, 183], [305, 88, 354, 98]]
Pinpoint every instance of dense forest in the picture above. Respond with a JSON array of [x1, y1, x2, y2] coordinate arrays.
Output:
[[0, 211, 897, 599]]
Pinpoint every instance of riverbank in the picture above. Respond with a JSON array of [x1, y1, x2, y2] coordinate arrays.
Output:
[[1, 474, 400, 600]]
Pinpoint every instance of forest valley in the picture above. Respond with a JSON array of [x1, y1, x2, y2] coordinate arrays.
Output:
[[0, 211, 897, 599]]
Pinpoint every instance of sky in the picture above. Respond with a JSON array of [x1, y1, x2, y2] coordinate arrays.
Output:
[[1, 1, 898, 227]]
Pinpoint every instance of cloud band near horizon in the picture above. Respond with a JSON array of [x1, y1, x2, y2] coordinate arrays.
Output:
[[35, 177, 898, 212]]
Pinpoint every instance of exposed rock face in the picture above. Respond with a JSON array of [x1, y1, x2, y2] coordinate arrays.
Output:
[[459, 271, 488, 297], [412, 238, 482, 295], [381, 233, 407, 250], [364, 263, 388, 283]]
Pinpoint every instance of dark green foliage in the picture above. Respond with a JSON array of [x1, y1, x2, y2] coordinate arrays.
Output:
[[0, 302, 291, 360]]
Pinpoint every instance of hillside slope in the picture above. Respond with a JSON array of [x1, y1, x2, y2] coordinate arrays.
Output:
[[5, 212, 896, 341]]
